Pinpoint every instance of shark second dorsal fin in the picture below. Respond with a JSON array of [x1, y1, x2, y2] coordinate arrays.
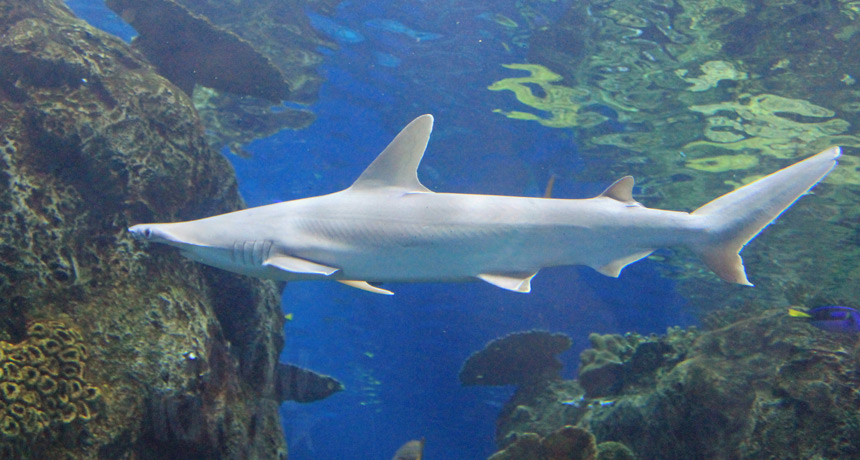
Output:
[[598, 176, 638, 204], [347, 115, 434, 193]]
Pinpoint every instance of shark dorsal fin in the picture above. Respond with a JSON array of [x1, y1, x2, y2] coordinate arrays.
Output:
[[598, 176, 636, 203], [348, 115, 434, 193]]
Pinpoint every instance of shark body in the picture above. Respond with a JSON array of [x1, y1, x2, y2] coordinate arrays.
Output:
[[129, 115, 840, 294]]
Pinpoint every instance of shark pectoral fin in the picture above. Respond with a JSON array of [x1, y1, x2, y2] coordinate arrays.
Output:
[[477, 272, 537, 293], [594, 250, 655, 277], [337, 280, 394, 295], [264, 255, 339, 276]]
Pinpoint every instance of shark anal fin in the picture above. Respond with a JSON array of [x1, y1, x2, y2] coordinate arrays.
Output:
[[264, 254, 339, 276], [337, 280, 394, 295], [477, 272, 537, 293], [594, 250, 655, 278]]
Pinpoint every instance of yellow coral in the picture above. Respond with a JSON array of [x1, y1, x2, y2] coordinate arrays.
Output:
[[75, 401, 92, 421], [7, 404, 25, 420], [82, 385, 100, 401], [38, 338, 62, 355], [58, 347, 82, 363], [488, 64, 608, 128], [61, 362, 82, 379], [0, 321, 100, 448], [21, 367, 38, 386], [0, 383, 19, 401], [0, 416, 19, 438], [36, 375, 57, 396], [686, 154, 759, 172], [39, 357, 59, 377], [60, 402, 76, 423], [26, 324, 48, 339], [4, 364, 21, 382]]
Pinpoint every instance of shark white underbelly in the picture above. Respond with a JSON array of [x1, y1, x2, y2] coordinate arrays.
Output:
[[129, 115, 840, 294]]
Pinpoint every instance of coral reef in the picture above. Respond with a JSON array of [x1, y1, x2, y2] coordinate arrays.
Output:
[[488, 425, 610, 460], [595, 441, 635, 460], [460, 330, 573, 387], [492, 310, 860, 459], [0, 1, 339, 457], [577, 334, 631, 398], [0, 321, 101, 458]]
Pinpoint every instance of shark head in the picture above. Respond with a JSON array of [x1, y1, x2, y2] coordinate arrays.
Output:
[[129, 223, 198, 248]]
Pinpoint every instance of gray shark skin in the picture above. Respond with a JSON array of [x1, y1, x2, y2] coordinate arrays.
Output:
[[129, 115, 840, 294]]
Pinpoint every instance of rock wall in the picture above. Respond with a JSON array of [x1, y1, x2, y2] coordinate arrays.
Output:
[[0, 1, 286, 458], [492, 312, 860, 459]]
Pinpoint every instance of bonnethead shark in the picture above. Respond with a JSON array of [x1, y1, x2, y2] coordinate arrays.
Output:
[[129, 115, 840, 295]]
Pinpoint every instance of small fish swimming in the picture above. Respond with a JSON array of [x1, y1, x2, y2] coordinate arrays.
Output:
[[365, 19, 442, 41], [477, 12, 519, 28], [789, 306, 860, 333], [308, 13, 365, 43]]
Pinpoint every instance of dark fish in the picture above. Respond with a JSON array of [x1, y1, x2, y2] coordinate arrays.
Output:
[[789, 307, 860, 333], [392, 438, 425, 460]]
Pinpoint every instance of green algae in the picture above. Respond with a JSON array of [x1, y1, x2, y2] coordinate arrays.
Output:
[[489, 64, 609, 128]]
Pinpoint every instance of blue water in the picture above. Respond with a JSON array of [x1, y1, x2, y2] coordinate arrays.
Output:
[[67, 2, 694, 459]]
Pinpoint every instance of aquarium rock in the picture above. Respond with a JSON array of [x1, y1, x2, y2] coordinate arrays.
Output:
[[493, 310, 860, 459], [0, 1, 296, 458], [460, 330, 573, 387]]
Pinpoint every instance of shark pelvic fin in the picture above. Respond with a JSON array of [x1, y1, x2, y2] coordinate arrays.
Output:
[[347, 115, 434, 193], [477, 272, 537, 293], [337, 280, 394, 295], [598, 176, 639, 205], [594, 249, 656, 277], [264, 254, 339, 276]]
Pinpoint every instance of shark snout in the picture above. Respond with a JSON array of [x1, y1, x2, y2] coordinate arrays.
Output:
[[129, 224, 171, 243]]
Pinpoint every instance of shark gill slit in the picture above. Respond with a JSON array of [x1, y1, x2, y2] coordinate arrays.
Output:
[[231, 241, 240, 264], [252, 240, 266, 265], [241, 241, 250, 265]]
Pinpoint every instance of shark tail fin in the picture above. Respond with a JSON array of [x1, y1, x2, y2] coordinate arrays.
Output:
[[690, 147, 840, 286]]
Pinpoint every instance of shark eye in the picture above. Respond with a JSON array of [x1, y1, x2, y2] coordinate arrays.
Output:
[[143, 228, 152, 239]]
